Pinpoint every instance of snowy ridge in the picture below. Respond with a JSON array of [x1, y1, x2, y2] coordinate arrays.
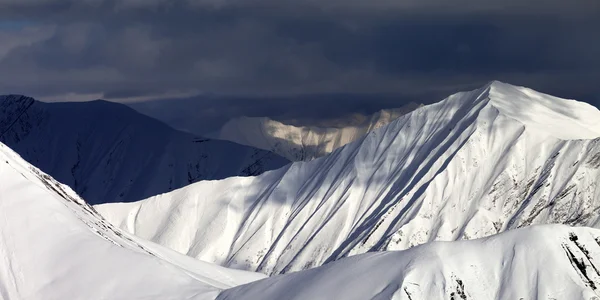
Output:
[[97, 81, 600, 276], [487, 82, 600, 139], [220, 225, 600, 300], [209, 103, 422, 161], [0, 95, 289, 204], [5, 146, 600, 300], [0, 141, 265, 300]]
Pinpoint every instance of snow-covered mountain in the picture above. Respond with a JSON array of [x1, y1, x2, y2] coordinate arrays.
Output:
[[97, 81, 600, 276], [5, 82, 600, 300], [0, 95, 289, 204], [4, 143, 600, 299], [221, 225, 600, 300], [0, 141, 265, 300], [209, 104, 422, 161]]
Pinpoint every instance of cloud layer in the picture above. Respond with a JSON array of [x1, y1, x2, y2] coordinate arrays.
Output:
[[0, 0, 598, 114]]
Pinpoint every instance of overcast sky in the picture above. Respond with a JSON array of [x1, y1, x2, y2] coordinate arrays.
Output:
[[1, 0, 599, 124]]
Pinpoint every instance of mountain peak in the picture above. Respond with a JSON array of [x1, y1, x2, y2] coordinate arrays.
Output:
[[486, 79, 508, 88], [482, 81, 600, 140], [97, 82, 600, 275]]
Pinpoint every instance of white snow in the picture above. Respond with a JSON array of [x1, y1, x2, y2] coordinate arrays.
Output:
[[0, 142, 265, 300], [97, 81, 600, 276], [220, 225, 600, 300], [5, 154, 597, 300], [208, 103, 422, 161], [0, 96, 289, 204], [487, 81, 600, 139]]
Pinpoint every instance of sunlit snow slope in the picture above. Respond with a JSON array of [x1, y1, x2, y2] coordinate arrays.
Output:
[[220, 225, 600, 300], [210, 104, 421, 161], [0, 96, 289, 204], [98, 81, 600, 275], [4, 142, 599, 299], [0, 142, 265, 300]]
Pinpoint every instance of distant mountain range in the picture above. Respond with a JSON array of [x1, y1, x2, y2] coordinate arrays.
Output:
[[208, 103, 422, 161], [0, 95, 289, 204]]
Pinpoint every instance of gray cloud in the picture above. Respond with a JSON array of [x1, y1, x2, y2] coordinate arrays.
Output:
[[1, 0, 596, 16], [0, 0, 598, 125]]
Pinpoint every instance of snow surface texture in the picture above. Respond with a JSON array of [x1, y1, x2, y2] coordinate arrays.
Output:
[[98, 81, 600, 276], [0, 96, 289, 204], [0, 142, 265, 300], [5, 142, 598, 300], [209, 103, 422, 161], [3, 150, 600, 300], [220, 225, 600, 300]]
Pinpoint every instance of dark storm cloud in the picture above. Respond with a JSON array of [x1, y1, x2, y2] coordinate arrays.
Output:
[[0, 0, 598, 125]]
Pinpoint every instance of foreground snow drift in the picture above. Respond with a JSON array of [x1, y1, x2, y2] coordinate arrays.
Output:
[[97, 81, 600, 275], [0, 95, 289, 204], [0, 142, 264, 300], [220, 225, 600, 300]]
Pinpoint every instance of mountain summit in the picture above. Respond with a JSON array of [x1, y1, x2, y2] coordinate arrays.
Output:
[[98, 81, 600, 275], [209, 80, 600, 162], [484, 80, 600, 139]]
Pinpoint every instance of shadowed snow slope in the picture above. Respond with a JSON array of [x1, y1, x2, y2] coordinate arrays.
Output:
[[209, 103, 422, 161], [0, 142, 265, 300], [0, 96, 289, 204], [219, 225, 600, 300], [97, 81, 600, 275]]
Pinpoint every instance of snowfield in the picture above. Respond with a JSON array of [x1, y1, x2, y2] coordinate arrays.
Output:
[[4, 141, 600, 299], [0, 96, 288, 204], [209, 103, 422, 161], [219, 225, 600, 300], [97, 81, 600, 276], [0, 142, 265, 300]]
